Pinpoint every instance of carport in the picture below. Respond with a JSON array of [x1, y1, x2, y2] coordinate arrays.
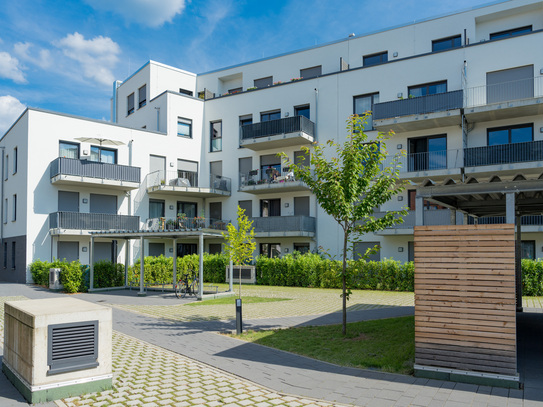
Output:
[[412, 174, 543, 388]]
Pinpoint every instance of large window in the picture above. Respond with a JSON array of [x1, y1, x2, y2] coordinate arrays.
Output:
[[488, 124, 532, 146], [177, 202, 197, 218], [295, 105, 310, 119], [254, 77, 273, 88], [521, 241, 536, 260], [211, 121, 222, 152], [300, 66, 322, 79], [490, 26, 532, 40], [127, 93, 135, 115], [408, 135, 447, 171], [260, 243, 281, 258], [260, 199, 281, 217], [354, 93, 379, 130], [138, 85, 147, 108], [177, 117, 192, 138], [409, 81, 447, 97], [261, 110, 281, 122], [59, 141, 79, 159], [363, 51, 388, 67], [90, 146, 117, 164], [149, 199, 165, 218], [432, 35, 461, 52]]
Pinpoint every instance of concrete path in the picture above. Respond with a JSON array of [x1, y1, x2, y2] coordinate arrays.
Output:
[[2, 284, 543, 406]]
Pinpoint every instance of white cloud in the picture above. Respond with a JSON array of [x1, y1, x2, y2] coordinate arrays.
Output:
[[55, 33, 120, 87], [0, 95, 26, 135], [85, 0, 186, 27], [0, 52, 27, 84], [13, 42, 52, 69]]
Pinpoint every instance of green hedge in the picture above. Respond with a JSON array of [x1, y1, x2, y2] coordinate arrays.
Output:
[[522, 259, 543, 296]]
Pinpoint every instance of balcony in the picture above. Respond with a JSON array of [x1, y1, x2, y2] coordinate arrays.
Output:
[[50, 157, 141, 190], [146, 171, 231, 197], [239, 168, 310, 194], [373, 90, 463, 132], [250, 215, 316, 237], [377, 209, 460, 235], [382, 149, 463, 181], [464, 76, 543, 122], [240, 116, 315, 151], [143, 217, 230, 232], [49, 212, 140, 235]]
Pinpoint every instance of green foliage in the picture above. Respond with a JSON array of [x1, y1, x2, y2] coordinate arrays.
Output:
[[93, 260, 124, 288], [522, 258, 543, 296], [30, 259, 51, 286], [222, 206, 256, 266], [59, 260, 84, 293]]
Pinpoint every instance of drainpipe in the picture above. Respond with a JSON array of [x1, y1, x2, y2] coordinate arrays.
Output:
[[314, 88, 319, 142]]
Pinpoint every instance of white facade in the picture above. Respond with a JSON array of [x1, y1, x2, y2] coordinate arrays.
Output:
[[2, 0, 543, 283]]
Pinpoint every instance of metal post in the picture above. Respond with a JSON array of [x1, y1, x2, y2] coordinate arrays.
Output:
[[415, 196, 424, 226], [506, 193, 515, 224], [198, 233, 204, 299], [139, 236, 145, 296], [173, 238, 177, 287], [450, 209, 456, 225], [229, 256, 233, 292], [90, 236, 94, 291], [124, 239, 129, 287], [236, 298, 243, 334]]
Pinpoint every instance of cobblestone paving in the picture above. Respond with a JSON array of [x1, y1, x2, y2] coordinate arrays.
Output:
[[523, 296, 543, 308], [113, 286, 415, 322]]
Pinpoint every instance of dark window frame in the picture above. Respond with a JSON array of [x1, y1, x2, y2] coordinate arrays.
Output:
[[59, 141, 80, 159], [300, 65, 322, 79], [353, 93, 379, 131], [363, 51, 388, 67], [490, 25, 532, 40], [294, 105, 310, 120], [210, 121, 222, 152], [3, 242, 6, 268], [432, 35, 461, 52], [149, 199, 165, 218], [260, 110, 281, 122], [408, 80, 447, 97], [11, 241, 16, 269], [254, 76, 273, 88], [90, 146, 117, 164], [177, 117, 193, 138], [13, 147, 17, 174], [12, 194, 16, 222], [138, 85, 147, 109], [521, 240, 536, 260], [487, 123, 533, 146], [127, 93, 135, 115], [260, 243, 281, 258], [179, 88, 193, 96]]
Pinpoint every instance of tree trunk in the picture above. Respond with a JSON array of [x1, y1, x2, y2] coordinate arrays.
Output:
[[342, 231, 348, 335]]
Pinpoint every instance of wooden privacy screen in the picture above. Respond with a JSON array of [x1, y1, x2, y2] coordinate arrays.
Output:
[[414, 224, 517, 377]]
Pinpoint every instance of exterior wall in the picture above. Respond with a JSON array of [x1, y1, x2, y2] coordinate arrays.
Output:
[[0, 235, 27, 283]]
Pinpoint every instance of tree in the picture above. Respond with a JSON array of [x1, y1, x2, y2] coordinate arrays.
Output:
[[222, 206, 257, 297], [281, 114, 407, 334]]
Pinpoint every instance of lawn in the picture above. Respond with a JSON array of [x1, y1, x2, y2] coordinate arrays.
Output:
[[232, 315, 415, 375]]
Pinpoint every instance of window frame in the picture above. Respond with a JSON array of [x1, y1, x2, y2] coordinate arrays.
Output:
[[431, 35, 461, 52], [12, 194, 16, 222], [294, 105, 310, 120], [210, 121, 222, 152], [487, 123, 533, 146], [127, 93, 135, 115], [90, 146, 117, 164], [490, 25, 532, 40], [138, 85, 147, 109], [260, 110, 281, 122], [13, 147, 17, 174], [254, 76, 273, 88], [11, 241, 16, 269], [179, 88, 193, 96], [363, 51, 388, 67], [353, 93, 379, 131], [408, 80, 447, 97], [300, 65, 322, 79], [177, 117, 193, 138], [59, 141, 80, 159]]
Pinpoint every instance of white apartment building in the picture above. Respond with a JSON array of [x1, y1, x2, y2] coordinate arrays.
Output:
[[2, 0, 543, 283]]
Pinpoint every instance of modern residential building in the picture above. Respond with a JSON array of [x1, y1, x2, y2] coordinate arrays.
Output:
[[2, 0, 543, 284]]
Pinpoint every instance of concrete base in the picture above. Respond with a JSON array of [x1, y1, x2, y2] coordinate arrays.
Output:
[[2, 361, 112, 404], [414, 365, 520, 389]]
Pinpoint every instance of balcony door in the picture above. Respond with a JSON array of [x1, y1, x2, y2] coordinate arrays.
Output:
[[150, 155, 166, 184], [261, 199, 281, 217], [261, 154, 281, 182], [408, 135, 447, 171], [58, 191, 79, 212], [90, 194, 117, 214]]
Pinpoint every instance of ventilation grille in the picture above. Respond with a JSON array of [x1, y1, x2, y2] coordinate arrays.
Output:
[[48, 321, 99, 375]]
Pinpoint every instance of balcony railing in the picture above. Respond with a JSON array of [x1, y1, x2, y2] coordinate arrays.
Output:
[[147, 170, 231, 192], [250, 216, 316, 234], [49, 212, 140, 231], [144, 217, 230, 231], [464, 140, 543, 167], [373, 90, 463, 120], [464, 76, 543, 108], [382, 149, 463, 174], [50, 157, 141, 183], [468, 215, 543, 226], [239, 167, 299, 187], [380, 209, 454, 230], [241, 116, 315, 140]]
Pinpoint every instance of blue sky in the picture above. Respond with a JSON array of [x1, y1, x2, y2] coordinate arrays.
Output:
[[0, 0, 497, 133]]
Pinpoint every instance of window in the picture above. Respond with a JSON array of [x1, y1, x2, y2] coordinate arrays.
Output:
[[59, 142, 80, 159], [260, 243, 281, 258], [432, 35, 461, 52], [127, 93, 135, 115], [488, 124, 532, 146], [294, 243, 310, 254], [179, 88, 193, 96], [138, 85, 146, 108], [300, 65, 322, 79], [240, 116, 252, 127], [260, 154, 281, 183], [408, 189, 444, 210], [295, 105, 310, 119], [90, 146, 117, 164], [353, 93, 379, 130], [177, 159, 198, 186], [3, 242, 6, 268], [209, 244, 222, 255], [149, 199, 165, 218], [261, 110, 281, 122], [228, 87, 242, 94], [210, 202, 222, 220], [238, 200, 252, 218], [12, 194, 16, 221], [211, 121, 222, 152], [149, 243, 165, 257], [521, 241, 536, 260], [3, 198, 7, 224], [408, 135, 447, 171], [13, 147, 17, 174], [11, 241, 16, 269], [409, 81, 447, 97], [260, 199, 281, 217], [353, 241, 380, 261], [363, 51, 388, 67], [177, 243, 197, 257], [486, 65, 533, 104], [490, 26, 532, 40], [177, 117, 192, 138], [254, 77, 273, 88], [4, 155, 8, 180], [177, 202, 197, 218]]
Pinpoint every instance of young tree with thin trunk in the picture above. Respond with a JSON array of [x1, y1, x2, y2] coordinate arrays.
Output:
[[281, 114, 407, 335]]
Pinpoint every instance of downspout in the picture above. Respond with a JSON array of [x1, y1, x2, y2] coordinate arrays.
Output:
[[313, 88, 319, 251]]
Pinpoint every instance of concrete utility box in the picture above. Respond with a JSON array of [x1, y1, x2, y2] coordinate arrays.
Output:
[[49, 268, 63, 290], [2, 298, 113, 403], [226, 265, 256, 284]]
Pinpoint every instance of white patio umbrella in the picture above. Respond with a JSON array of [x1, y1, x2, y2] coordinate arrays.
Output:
[[74, 137, 125, 146]]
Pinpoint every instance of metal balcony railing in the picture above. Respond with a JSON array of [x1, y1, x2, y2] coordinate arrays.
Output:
[[240, 116, 315, 140], [50, 157, 141, 183], [373, 90, 463, 120], [239, 167, 298, 187], [144, 217, 230, 231], [464, 76, 543, 108], [382, 149, 463, 174], [146, 170, 231, 192], [379, 209, 454, 229], [250, 216, 316, 234], [464, 140, 543, 167], [468, 215, 543, 226], [49, 212, 140, 230]]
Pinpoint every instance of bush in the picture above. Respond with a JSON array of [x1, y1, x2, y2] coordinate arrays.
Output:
[[522, 259, 543, 296], [93, 260, 124, 288], [59, 260, 84, 293], [30, 259, 51, 286]]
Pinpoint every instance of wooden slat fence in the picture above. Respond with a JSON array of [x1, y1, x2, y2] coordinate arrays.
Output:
[[414, 224, 517, 377]]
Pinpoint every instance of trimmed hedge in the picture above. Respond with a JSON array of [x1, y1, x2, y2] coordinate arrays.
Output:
[[522, 258, 543, 296]]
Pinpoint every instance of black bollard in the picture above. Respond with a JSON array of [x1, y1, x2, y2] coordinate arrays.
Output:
[[236, 298, 243, 334]]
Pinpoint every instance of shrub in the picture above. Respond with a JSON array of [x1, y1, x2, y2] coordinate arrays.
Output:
[[93, 260, 124, 288], [59, 260, 84, 293], [522, 259, 543, 296], [30, 259, 51, 286]]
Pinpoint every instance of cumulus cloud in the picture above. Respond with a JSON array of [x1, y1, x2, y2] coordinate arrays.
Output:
[[55, 33, 120, 87], [13, 42, 52, 69], [0, 52, 26, 84], [85, 0, 186, 27], [0, 96, 26, 135]]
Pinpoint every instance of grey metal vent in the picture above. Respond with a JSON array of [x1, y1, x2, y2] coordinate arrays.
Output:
[[48, 321, 99, 375]]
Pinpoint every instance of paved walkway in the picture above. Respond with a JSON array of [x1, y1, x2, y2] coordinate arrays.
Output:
[[1, 284, 543, 406]]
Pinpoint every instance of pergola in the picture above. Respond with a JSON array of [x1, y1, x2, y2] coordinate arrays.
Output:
[[88, 228, 231, 298]]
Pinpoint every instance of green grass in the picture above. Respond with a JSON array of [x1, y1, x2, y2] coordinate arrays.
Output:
[[233, 316, 415, 375], [186, 296, 290, 306]]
